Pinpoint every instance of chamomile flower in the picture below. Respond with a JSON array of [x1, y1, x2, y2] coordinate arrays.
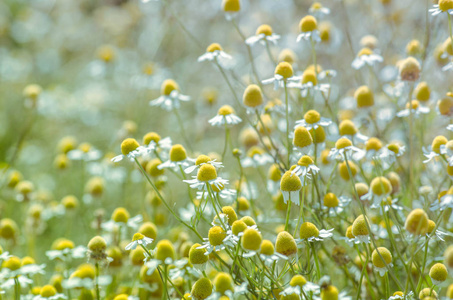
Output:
[[351, 215, 371, 243], [262, 62, 298, 90], [280, 170, 302, 205], [259, 239, 288, 265], [429, 0, 453, 16], [293, 126, 314, 154], [297, 15, 321, 43], [46, 239, 86, 261], [101, 208, 143, 232], [423, 135, 448, 163], [431, 187, 453, 211], [149, 79, 191, 111], [198, 43, 234, 69], [288, 69, 330, 97], [309, 2, 330, 17], [125, 233, 154, 251], [197, 226, 235, 255], [388, 291, 414, 300], [185, 155, 223, 174], [295, 110, 332, 130], [242, 84, 264, 113], [241, 227, 262, 258], [280, 275, 319, 297], [379, 143, 406, 166], [322, 193, 351, 215], [297, 222, 333, 243], [142, 132, 172, 154], [32, 285, 66, 300], [361, 177, 393, 205], [111, 138, 144, 163], [158, 144, 194, 170], [371, 196, 403, 211], [291, 155, 319, 180], [67, 143, 102, 161], [242, 146, 273, 167], [208, 105, 242, 127], [372, 247, 393, 276], [184, 164, 229, 191], [245, 24, 280, 46], [396, 100, 430, 117], [351, 47, 383, 69], [328, 137, 365, 161], [338, 119, 368, 144], [222, 0, 240, 21]]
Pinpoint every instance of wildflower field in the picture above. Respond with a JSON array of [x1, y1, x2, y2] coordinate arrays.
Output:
[[2, 0, 453, 299]]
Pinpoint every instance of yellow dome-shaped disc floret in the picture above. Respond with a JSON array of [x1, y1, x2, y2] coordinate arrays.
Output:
[[405, 208, 429, 235], [427, 219, 436, 234], [88, 236, 107, 253], [161, 79, 180, 96], [299, 222, 320, 239], [207, 43, 222, 53], [370, 176, 392, 196], [53, 238, 75, 251], [2, 256, 21, 271], [197, 164, 217, 182], [139, 222, 158, 240], [170, 144, 187, 162], [112, 207, 130, 223], [335, 137, 352, 150], [260, 240, 275, 255], [280, 171, 302, 192], [40, 285, 57, 298], [439, 0, 453, 11], [338, 161, 357, 181], [432, 135, 448, 154], [339, 120, 358, 136], [275, 62, 294, 79], [241, 228, 262, 251], [278, 49, 297, 64], [189, 243, 208, 265], [208, 226, 226, 246], [121, 138, 140, 156], [268, 164, 282, 181], [191, 277, 213, 300], [214, 272, 234, 294], [304, 110, 321, 124], [23, 84, 42, 100], [352, 215, 370, 237], [146, 159, 164, 177], [290, 274, 307, 288], [365, 138, 383, 152], [299, 15, 318, 32], [222, 0, 240, 12], [0, 218, 18, 240], [221, 206, 238, 225], [293, 127, 313, 149], [345, 226, 354, 239], [323, 193, 339, 208], [429, 263, 448, 284], [275, 231, 297, 257], [256, 24, 273, 36], [217, 105, 235, 116], [447, 284, 453, 298], [143, 132, 161, 146], [399, 57, 421, 81], [354, 85, 374, 108], [372, 247, 392, 268], [231, 220, 248, 236], [241, 216, 256, 226], [419, 288, 437, 299], [414, 81, 430, 102], [406, 39, 422, 56], [243, 84, 263, 108], [301, 69, 318, 85], [155, 240, 175, 261], [298, 156, 314, 169], [321, 285, 339, 300], [438, 96, 453, 116]]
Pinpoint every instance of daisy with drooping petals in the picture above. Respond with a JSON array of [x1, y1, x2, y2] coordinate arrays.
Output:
[[396, 100, 430, 118], [296, 15, 321, 43], [208, 105, 242, 127], [351, 47, 383, 70], [198, 43, 234, 69], [328, 137, 365, 161], [125, 233, 154, 251], [150, 79, 191, 111], [183, 164, 229, 191], [295, 109, 331, 130], [245, 24, 280, 46]]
